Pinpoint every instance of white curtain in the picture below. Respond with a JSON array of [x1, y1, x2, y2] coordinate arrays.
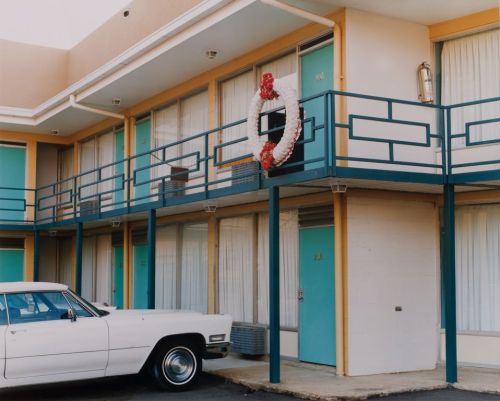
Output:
[[218, 216, 254, 322], [259, 52, 298, 113], [257, 210, 299, 328], [152, 104, 179, 185], [156, 225, 177, 309], [58, 147, 73, 216], [58, 238, 73, 288], [79, 138, 97, 200], [95, 234, 112, 305], [180, 91, 209, 173], [456, 205, 500, 332], [442, 29, 500, 146], [81, 237, 95, 301], [181, 222, 208, 312], [221, 71, 255, 162]]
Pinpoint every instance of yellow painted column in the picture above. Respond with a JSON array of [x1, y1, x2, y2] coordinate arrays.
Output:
[[334, 192, 348, 375], [123, 222, 131, 309], [26, 140, 37, 222], [207, 215, 217, 314], [24, 234, 35, 281]]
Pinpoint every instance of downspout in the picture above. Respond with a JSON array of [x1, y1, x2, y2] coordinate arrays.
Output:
[[260, 0, 335, 27], [69, 95, 125, 120]]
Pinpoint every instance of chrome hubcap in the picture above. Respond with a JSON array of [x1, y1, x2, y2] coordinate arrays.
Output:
[[162, 347, 196, 384]]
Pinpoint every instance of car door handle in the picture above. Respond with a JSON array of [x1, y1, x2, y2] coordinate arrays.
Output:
[[9, 329, 27, 335]]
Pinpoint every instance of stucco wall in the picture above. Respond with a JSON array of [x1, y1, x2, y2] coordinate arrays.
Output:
[[0, 39, 68, 108], [440, 332, 500, 368], [343, 9, 438, 174], [347, 196, 439, 376], [67, 0, 203, 85]]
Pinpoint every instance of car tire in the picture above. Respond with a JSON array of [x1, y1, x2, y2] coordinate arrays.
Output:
[[150, 340, 202, 391]]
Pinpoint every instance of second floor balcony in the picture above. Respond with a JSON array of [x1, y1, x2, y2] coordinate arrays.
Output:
[[1, 89, 499, 229]]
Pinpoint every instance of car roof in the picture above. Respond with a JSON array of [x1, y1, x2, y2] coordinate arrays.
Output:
[[0, 282, 68, 294]]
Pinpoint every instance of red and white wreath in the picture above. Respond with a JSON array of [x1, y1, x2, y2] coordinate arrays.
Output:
[[247, 73, 301, 170]]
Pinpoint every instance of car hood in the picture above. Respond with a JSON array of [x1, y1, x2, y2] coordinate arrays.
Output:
[[103, 309, 203, 319]]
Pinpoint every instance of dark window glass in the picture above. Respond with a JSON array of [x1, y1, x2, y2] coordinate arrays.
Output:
[[63, 292, 93, 318], [0, 295, 7, 325], [6, 292, 71, 324]]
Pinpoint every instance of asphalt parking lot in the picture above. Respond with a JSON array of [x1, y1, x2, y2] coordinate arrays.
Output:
[[1, 374, 500, 401]]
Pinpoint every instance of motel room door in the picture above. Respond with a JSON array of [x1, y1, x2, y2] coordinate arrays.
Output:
[[113, 246, 124, 309], [299, 225, 336, 365], [300, 40, 333, 171], [132, 244, 149, 309]]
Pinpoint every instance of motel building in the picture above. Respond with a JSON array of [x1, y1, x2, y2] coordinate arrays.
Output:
[[0, 0, 499, 384]]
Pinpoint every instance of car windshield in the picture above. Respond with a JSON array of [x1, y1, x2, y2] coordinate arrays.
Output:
[[66, 290, 109, 317]]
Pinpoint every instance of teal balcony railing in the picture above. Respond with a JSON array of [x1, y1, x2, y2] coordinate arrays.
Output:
[[0, 90, 498, 227]]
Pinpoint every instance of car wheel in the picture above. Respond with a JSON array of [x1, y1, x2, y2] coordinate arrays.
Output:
[[151, 340, 202, 391]]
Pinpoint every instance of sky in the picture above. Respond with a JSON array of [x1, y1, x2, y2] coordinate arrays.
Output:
[[0, 0, 132, 49]]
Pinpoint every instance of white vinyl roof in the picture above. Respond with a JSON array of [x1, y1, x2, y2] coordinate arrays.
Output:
[[0, 282, 68, 294], [0, 0, 132, 49]]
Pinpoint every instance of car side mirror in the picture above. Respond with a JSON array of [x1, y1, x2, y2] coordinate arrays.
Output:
[[67, 308, 77, 322]]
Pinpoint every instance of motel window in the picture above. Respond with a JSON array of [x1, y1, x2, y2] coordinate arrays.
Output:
[[217, 210, 299, 329], [219, 52, 298, 163], [218, 215, 255, 323], [81, 234, 113, 306], [155, 221, 208, 313], [79, 130, 119, 211], [152, 90, 209, 183], [455, 204, 500, 333]]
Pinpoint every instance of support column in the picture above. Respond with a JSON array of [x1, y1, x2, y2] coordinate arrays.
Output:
[[147, 209, 156, 309], [33, 230, 40, 282], [443, 184, 457, 383], [75, 222, 83, 295], [269, 186, 280, 384]]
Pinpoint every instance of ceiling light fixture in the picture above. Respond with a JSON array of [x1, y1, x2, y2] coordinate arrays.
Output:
[[205, 49, 218, 60], [50, 129, 59, 135], [112, 98, 122, 106]]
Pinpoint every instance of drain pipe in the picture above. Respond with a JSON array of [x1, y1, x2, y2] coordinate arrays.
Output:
[[260, 0, 335, 28], [69, 95, 125, 120]]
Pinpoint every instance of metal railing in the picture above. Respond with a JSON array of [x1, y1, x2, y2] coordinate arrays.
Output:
[[0, 90, 498, 226]]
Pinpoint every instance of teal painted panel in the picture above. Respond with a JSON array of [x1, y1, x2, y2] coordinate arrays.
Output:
[[113, 246, 124, 309], [299, 226, 336, 365], [0, 146, 26, 221], [114, 129, 125, 209], [134, 120, 151, 205], [133, 244, 149, 309], [0, 249, 24, 282], [300, 44, 333, 170]]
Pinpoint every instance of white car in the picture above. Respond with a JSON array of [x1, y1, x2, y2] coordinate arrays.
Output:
[[0, 282, 232, 391]]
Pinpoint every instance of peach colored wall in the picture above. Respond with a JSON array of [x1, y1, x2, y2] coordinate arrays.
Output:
[[0, 39, 68, 108], [67, 0, 203, 85]]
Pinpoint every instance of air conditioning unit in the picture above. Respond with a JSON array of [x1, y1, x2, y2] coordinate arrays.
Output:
[[231, 161, 260, 186], [79, 199, 100, 216], [158, 166, 189, 200], [230, 323, 266, 356]]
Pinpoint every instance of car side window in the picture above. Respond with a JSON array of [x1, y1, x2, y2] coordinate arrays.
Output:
[[63, 293, 93, 318], [6, 292, 72, 324], [0, 295, 7, 325]]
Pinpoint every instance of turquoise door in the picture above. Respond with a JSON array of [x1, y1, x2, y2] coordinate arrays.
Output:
[[113, 246, 124, 309], [133, 244, 149, 309], [134, 120, 151, 205], [0, 249, 24, 282], [300, 43, 333, 170], [0, 145, 26, 221], [114, 129, 125, 209], [299, 226, 336, 365]]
